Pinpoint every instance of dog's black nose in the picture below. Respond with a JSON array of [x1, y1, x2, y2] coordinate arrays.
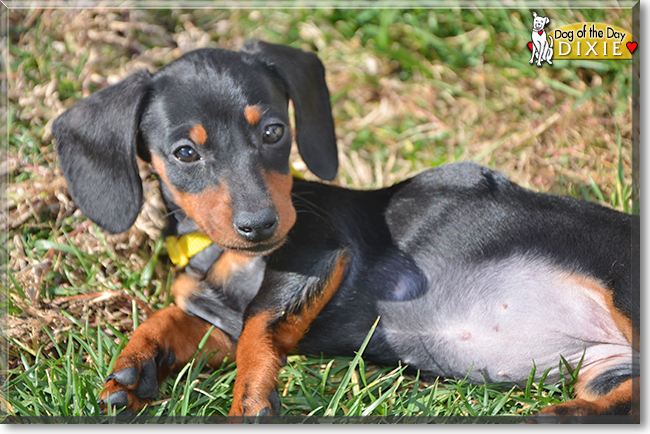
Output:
[[233, 207, 279, 243]]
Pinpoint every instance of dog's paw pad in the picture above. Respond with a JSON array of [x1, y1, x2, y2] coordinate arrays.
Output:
[[257, 406, 272, 417], [268, 389, 281, 415], [133, 358, 159, 400], [106, 366, 139, 387], [100, 380, 152, 414], [100, 357, 163, 413], [100, 389, 129, 409]]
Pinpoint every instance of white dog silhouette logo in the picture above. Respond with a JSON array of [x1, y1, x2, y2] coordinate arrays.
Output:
[[529, 12, 554, 66]]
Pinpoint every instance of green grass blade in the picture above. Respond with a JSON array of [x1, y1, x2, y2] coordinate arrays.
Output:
[[537, 366, 552, 399], [324, 316, 380, 416], [490, 385, 516, 416], [524, 363, 536, 400], [140, 235, 164, 287], [360, 375, 404, 417]]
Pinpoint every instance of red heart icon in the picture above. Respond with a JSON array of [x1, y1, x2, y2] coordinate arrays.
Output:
[[538, 30, 543, 35], [527, 42, 533, 51], [626, 41, 638, 54]]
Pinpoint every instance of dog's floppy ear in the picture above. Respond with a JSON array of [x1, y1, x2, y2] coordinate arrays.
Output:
[[53, 69, 152, 234], [545, 17, 550, 25], [241, 40, 338, 180]]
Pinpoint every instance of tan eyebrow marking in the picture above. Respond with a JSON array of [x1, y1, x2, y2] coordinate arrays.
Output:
[[189, 124, 207, 146], [244, 105, 263, 126]]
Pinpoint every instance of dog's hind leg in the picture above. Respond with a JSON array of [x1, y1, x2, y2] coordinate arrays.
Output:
[[536, 375, 638, 422], [99, 303, 235, 414], [534, 284, 639, 423]]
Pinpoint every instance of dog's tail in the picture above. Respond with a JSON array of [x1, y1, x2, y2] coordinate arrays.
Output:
[[547, 35, 554, 48]]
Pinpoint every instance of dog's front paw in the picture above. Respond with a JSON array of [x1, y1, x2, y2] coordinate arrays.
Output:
[[229, 388, 281, 420], [99, 348, 175, 414]]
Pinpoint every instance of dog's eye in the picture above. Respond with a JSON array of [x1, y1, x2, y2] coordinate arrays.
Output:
[[262, 124, 284, 144], [173, 145, 200, 163]]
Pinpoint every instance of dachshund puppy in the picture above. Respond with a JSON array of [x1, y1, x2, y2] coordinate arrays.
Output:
[[53, 40, 638, 421]]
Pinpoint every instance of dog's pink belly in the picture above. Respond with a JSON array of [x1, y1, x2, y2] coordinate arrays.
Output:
[[377, 254, 635, 384]]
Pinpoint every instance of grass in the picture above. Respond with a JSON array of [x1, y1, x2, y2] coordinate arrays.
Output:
[[1, 6, 636, 422], [1, 316, 580, 421]]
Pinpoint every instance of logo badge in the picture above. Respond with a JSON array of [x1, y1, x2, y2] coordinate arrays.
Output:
[[527, 11, 637, 63]]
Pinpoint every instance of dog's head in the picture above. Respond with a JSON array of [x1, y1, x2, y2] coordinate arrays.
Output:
[[531, 12, 550, 32], [53, 40, 338, 256]]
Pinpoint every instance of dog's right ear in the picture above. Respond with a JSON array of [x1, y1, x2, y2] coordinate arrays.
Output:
[[53, 69, 152, 234]]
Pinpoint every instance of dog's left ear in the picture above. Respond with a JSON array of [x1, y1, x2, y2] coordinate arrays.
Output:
[[545, 17, 550, 25], [241, 40, 338, 181]]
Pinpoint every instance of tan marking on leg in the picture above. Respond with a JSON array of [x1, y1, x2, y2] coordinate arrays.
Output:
[[540, 378, 635, 418], [555, 273, 638, 404], [574, 361, 634, 403], [101, 306, 235, 413], [275, 254, 348, 353], [565, 274, 638, 351], [229, 253, 348, 416], [230, 311, 281, 416], [114, 306, 234, 373], [170, 273, 199, 311]]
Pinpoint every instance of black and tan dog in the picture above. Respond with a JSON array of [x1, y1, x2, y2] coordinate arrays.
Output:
[[53, 40, 638, 421]]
